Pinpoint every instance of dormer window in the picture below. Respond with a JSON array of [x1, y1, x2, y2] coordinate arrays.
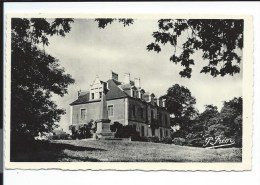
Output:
[[154, 98, 158, 105], [143, 93, 150, 102], [150, 94, 155, 104], [89, 76, 107, 101], [138, 89, 145, 100], [131, 86, 137, 98], [158, 98, 162, 107]]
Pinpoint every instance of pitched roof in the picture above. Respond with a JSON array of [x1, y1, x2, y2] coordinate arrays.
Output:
[[70, 79, 129, 105], [106, 79, 129, 99], [70, 92, 90, 105], [120, 84, 131, 90]]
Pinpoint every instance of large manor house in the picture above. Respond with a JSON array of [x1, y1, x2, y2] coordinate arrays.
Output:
[[70, 72, 171, 139]]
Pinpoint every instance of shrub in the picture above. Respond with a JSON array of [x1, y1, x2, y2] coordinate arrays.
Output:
[[187, 138, 204, 147], [161, 137, 173, 144], [110, 122, 123, 132], [110, 123, 141, 139], [146, 136, 160, 143], [130, 131, 143, 141], [115, 125, 135, 138], [51, 133, 70, 140], [172, 137, 187, 146], [185, 132, 205, 147], [70, 124, 92, 139], [234, 136, 242, 147]]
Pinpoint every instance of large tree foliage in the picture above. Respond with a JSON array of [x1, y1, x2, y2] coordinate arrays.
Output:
[[219, 97, 242, 146], [95, 18, 134, 29], [170, 97, 242, 147], [162, 84, 197, 119], [190, 97, 243, 147], [199, 105, 220, 126], [161, 84, 197, 138], [96, 18, 243, 78], [147, 19, 243, 78], [200, 98, 242, 139], [11, 18, 75, 138]]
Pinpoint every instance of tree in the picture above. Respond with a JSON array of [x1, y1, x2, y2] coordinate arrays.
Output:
[[221, 97, 242, 121], [196, 97, 243, 147], [11, 18, 75, 138], [162, 84, 197, 119], [147, 19, 243, 78], [162, 84, 197, 139], [95, 18, 243, 78], [199, 105, 219, 125], [219, 97, 242, 146], [95, 18, 134, 29], [198, 105, 220, 136]]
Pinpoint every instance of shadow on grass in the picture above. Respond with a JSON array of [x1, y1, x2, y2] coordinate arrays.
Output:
[[11, 140, 105, 162], [50, 142, 106, 152]]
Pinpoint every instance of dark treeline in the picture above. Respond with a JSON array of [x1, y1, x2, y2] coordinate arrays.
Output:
[[164, 84, 242, 147]]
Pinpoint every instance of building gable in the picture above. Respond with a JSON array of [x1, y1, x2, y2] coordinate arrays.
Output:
[[70, 79, 129, 105]]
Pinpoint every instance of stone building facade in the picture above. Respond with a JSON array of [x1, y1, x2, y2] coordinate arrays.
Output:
[[70, 72, 171, 140]]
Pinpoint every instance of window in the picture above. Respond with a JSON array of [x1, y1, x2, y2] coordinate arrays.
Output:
[[132, 105, 136, 117], [140, 108, 144, 119], [141, 126, 145, 136], [108, 105, 114, 116], [133, 124, 137, 131], [132, 90, 135, 97], [81, 109, 86, 120], [165, 130, 168, 137], [159, 113, 162, 123], [151, 110, 154, 119], [165, 115, 168, 125], [99, 92, 102, 98], [91, 93, 94, 99], [160, 128, 163, 139], [152, 127, 155, 136]]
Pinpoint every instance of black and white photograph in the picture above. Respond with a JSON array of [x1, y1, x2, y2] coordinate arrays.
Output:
[[5, 15, 253, 170]]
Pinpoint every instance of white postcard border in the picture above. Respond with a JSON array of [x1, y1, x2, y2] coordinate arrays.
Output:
[[4, 13, 253, 171]]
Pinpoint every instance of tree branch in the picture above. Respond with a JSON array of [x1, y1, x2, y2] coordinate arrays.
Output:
[[185, 20, 198, 38]]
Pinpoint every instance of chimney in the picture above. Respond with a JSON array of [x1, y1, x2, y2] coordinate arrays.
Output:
[[138, 91, 142, 99], [159, 98, 163, 107], [162, 99, 166, 107], [134, 77, 141, 89], [111, 71, 118, 81], [77, 90, 81, 97], [150, 93, 155, 104], [157, 98, 160, 106], [124, 73, 130, 84]]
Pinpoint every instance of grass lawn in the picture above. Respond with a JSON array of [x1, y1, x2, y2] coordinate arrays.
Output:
[[12, 139, 242, 162]]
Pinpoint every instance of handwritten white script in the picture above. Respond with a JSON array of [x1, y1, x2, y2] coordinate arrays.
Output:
[[203, 135, 235, 148]]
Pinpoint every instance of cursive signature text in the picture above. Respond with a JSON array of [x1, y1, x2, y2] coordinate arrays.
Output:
[[203, 135, 235, 148]]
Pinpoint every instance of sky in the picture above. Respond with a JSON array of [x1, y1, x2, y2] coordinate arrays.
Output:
[[44, 19, 242, 132]]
